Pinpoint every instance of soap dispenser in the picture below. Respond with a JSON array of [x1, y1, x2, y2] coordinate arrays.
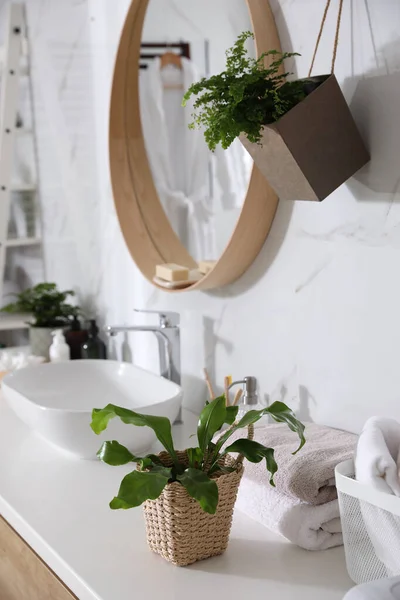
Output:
[[229, 376, 264, 419], [49, 330, 71, 363], [65, 316, 88, 360], [81, 319, 107, 360]]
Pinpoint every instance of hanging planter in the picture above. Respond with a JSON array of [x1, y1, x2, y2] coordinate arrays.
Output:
[[240, 73, 369, 201], [240, 0, 369, 201], [183, 0, 369, 202], [91, 390, 305, 566]]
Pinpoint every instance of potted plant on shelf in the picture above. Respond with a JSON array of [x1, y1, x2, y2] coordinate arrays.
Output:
[[1, 282, 79, 359], [183, 28, 369, 202], [91, 395, 305, 566]]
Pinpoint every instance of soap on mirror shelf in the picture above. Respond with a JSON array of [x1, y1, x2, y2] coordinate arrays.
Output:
[[198, 260, 217, 275], [153, 269, 203, 289], [155, 263, 190, 282]]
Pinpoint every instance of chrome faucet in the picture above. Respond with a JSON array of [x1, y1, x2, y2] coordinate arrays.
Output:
[[106, 310, 182, 423]]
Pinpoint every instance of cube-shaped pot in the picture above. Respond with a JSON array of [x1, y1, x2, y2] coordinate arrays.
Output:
[[142, 450, 243, 566], [240, 74, 370, 201]]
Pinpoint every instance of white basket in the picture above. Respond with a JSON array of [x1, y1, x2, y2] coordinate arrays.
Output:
[[336, 459, 400, 584]]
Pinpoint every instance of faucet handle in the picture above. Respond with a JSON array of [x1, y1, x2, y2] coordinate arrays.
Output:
[[134, 309, 180, 328]]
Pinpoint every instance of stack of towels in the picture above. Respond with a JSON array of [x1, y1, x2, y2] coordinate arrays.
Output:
[[0, 351, 45, 381], [233, 422, 357, 550]]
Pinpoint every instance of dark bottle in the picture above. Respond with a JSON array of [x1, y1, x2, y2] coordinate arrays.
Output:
[[81, 319, 107, 360], [65, 316, 88, 360]]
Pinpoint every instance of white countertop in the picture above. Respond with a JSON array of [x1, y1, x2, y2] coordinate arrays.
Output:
[[0, 396, 354, 600]]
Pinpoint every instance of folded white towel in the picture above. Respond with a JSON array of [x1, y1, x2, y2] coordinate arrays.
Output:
[[355, 416, 400, 496], [226, 422, 356, 505], [236, 476, 343, 551]]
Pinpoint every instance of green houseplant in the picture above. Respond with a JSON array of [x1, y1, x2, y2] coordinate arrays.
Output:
[[183, 31, 308, 152], [183, 30, 369, 201], [1, 282, 79, 358], [91, 395, 305, 566]]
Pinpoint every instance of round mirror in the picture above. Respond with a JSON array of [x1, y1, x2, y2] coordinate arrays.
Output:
[[110, 0, 281, 291]]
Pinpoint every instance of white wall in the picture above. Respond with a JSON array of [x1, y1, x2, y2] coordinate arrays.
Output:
[[10, 0, 400, 433]]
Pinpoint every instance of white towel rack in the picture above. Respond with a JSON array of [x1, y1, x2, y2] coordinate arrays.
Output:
[[0, 3, 44, 334]]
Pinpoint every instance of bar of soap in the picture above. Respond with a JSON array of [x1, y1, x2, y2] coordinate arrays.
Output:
[[198, 260, 216, 275], [156, 263, 190, 282]]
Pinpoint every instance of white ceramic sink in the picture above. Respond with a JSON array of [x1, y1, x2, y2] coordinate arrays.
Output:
[[2, 360, 182, 459]]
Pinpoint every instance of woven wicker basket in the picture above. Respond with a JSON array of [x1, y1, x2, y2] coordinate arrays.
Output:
[[143, 426, 253, 567]]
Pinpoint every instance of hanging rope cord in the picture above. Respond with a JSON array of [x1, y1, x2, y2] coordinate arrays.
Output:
[[308, 0, 344, 77]]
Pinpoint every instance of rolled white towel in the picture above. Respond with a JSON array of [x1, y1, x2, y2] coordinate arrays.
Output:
[[236, 476, 343, 551], [398, 445, 400, 482], [355, 416, 400, 496], [355, 417, 400, 577]]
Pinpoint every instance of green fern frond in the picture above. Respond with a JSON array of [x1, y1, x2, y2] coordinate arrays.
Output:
[[183, 31, 308, 151]]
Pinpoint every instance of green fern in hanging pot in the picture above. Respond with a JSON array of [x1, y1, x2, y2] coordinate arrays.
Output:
[[183, 23, 369, 202], [182, 31, 312, 152], [91, 394, 305, 566]]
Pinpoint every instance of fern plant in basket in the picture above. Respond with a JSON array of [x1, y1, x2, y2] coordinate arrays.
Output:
[[91, 395, 305, 566]]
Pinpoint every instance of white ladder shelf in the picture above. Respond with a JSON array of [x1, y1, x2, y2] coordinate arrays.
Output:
[[0, 3, 43, 333]]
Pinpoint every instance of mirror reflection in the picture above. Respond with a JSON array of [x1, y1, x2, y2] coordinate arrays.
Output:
[[139, 0, 254, 264]]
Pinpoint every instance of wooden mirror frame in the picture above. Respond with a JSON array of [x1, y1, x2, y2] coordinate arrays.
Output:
[[109, 0, 281, 292]]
